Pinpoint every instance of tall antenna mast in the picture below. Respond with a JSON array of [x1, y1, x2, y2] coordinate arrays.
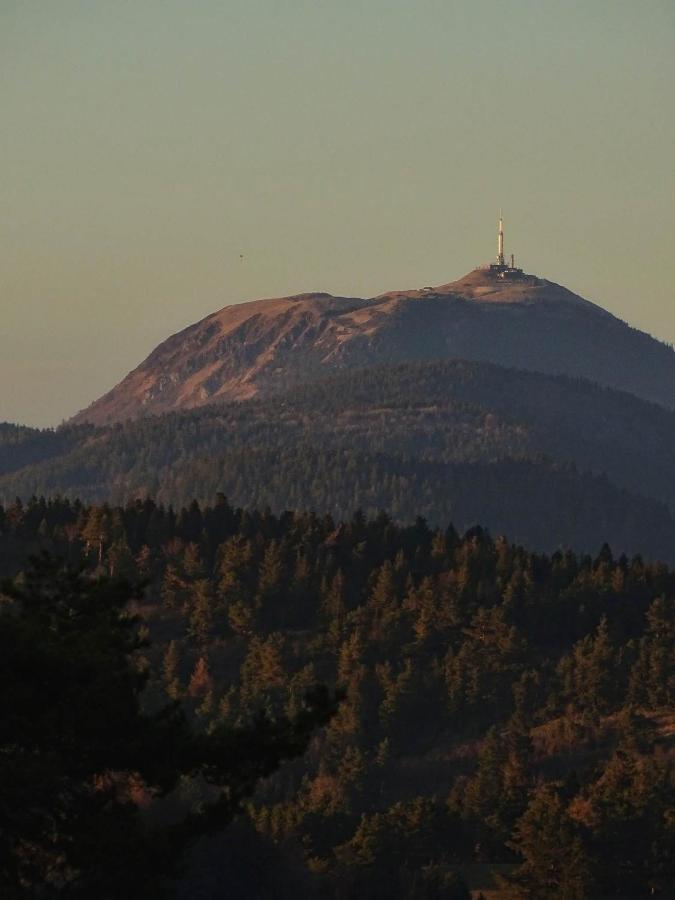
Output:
[[497, 210, 505, 266]]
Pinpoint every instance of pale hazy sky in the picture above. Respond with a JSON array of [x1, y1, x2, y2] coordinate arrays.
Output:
[[2, 0, 674, 426]]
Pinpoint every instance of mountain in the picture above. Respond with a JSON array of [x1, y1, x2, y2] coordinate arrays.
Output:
[[71, 267, 675, 425], [5, 361, 675, 560]]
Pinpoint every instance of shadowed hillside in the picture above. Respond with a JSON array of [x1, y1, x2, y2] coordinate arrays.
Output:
[[4, 361, 675, 560]]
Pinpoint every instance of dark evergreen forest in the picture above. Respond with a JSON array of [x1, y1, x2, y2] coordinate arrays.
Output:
[[2, 361, 675, 560], [2, 495, 674, 897]]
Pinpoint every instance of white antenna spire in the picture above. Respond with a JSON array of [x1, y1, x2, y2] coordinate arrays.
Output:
[[497, 210, 505, 266]]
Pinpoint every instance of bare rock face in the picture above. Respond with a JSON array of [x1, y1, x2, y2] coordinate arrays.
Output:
[[71, 269, 675, 424]]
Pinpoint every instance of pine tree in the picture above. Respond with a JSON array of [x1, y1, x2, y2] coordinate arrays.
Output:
[[188, 655, 213, 698], [572, 747, 675, 895], [135, 544, 154, 580], [188, 578, 214, 646], [217, 536, 254, 607], [240, 634, 287, 710], [628, 596, 675, 706], [557, 616, 616, 716], [106, 536, 135, 579], [182, 541, 204, 580], [160, 563, 189, 611], [500, 786, 592, 899], [368, 560, 401, 644], [163, 639, 183, 700], [256, 541, 286, 630], [81, 505, 110, 566]]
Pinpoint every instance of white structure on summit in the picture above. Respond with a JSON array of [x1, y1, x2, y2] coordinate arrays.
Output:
[[497, 210, 505, 266], [489, 213, 523, 279]]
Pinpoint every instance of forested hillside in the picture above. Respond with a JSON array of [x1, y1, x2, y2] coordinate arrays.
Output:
[[2, 496, 674, 897], [2, 362, 675, 560]]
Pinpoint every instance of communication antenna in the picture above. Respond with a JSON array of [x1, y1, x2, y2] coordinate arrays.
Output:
[[497, 211, 505, 266]]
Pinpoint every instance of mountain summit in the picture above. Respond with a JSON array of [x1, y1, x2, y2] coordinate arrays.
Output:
[[72, 264, 675, 425]]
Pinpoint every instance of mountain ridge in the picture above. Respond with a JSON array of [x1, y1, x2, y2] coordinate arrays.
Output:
[[70, 268, 675, 425]]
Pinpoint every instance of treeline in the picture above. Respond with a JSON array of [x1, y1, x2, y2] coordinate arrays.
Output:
[[1, 495, 675, 896], [1, 361, 675, 560], [0, 421, 88, 476], [2, 455, 675, 563]]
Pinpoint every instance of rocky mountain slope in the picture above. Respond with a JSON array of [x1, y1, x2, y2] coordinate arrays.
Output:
[[71, 268, 675, 425]]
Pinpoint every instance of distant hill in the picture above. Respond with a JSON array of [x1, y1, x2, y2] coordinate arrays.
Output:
[[5, 361, 675, 560], [70, 267, 675, 425]]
